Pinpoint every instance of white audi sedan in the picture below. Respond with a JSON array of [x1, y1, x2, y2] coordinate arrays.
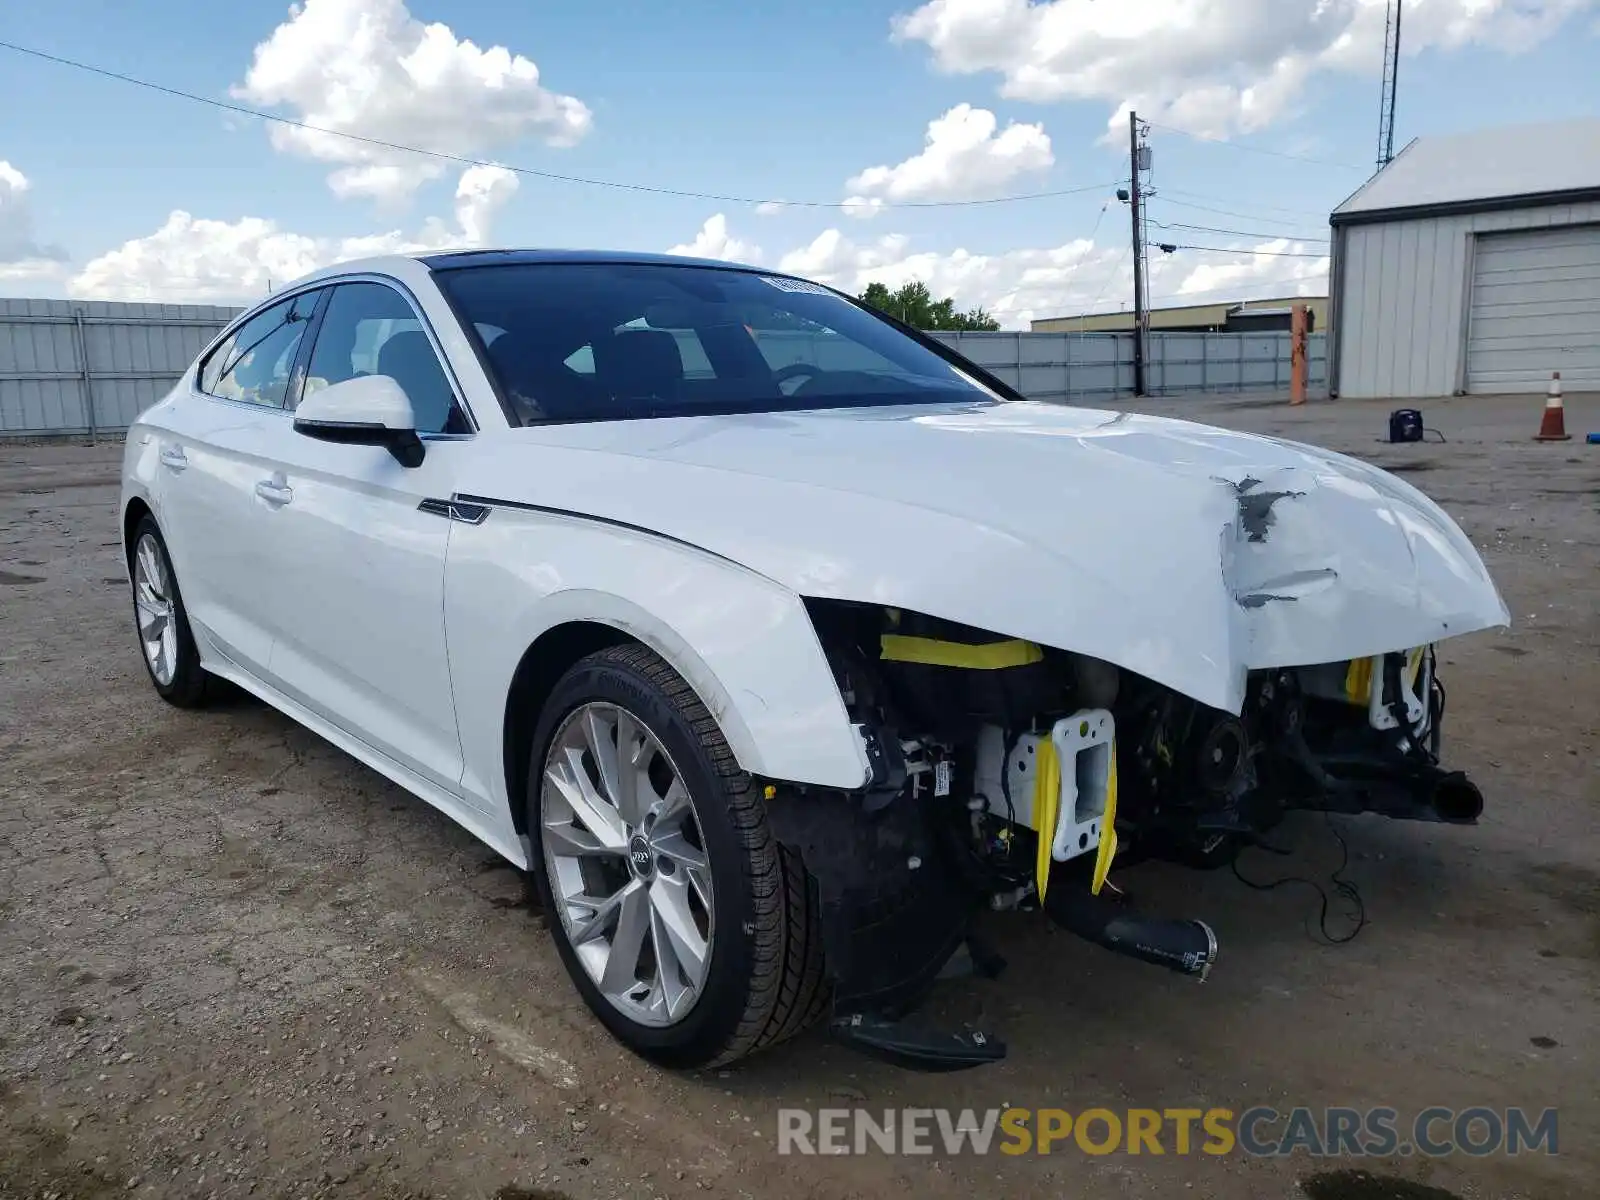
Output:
[[122, 250, 1508, 1072]]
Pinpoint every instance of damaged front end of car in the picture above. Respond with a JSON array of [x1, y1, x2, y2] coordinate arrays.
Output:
[[765, 604, 1486, 1070], [760, 458, 1506, 1072]]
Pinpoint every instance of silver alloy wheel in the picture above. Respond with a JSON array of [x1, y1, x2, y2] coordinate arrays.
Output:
[[541, 702, 715, 1027], [133, 532, 178, 687]]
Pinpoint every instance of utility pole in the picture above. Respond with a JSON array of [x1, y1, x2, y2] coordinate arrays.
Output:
[[1128, 109, 1147, 397]]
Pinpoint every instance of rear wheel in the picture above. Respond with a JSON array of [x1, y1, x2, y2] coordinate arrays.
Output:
[[526, 643, 829, 1068], [129, 516, 214, 708]]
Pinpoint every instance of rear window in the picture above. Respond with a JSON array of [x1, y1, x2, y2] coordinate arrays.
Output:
[[432, 262, 1002, 425]]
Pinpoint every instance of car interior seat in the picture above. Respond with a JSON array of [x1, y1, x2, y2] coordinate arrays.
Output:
[[376, 330, 456, 434], [593, 328, 684, 404]]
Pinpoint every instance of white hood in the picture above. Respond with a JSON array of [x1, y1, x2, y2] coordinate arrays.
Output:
[[475, 401, 1509, 714]]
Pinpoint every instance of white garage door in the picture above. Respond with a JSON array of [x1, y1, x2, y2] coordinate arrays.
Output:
[[1466, 224, 1600, 393]]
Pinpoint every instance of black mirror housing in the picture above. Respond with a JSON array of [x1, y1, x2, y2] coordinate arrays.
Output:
[[293, 418, 426, 468]]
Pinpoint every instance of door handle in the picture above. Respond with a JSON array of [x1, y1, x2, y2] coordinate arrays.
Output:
[[254, 480, 294, 506], [159, 446, 188, 472]]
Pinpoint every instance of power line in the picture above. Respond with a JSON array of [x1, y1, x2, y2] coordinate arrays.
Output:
[[1154, 185, 1332, 220], [0, 39, 1121, 211], [1144, 119, 1365, 171], [1073, 196, 1115, 262], [1035, 215, 1124, 330], [1152, 218, 1329, 243], [1073, 246, 1133, 326], [1148, 194, 1328, 229], [1169, 243, 1329, 259], [1152, 124, 1350, 167], [1067, 244, 1134, 399], [1143, 245, 1179, 311]]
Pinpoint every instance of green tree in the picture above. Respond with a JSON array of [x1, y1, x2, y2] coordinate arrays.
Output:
[[858, 280, 1000, 331]]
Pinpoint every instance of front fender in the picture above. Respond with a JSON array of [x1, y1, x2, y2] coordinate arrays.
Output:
[[119, 424, 166, 562], [443, 506, 872, 823]]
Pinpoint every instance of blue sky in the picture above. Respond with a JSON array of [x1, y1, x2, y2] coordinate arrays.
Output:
[[2, 0, 1597, 324]]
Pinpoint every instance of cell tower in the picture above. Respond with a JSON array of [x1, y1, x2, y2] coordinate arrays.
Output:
[[1377, 0, 1403, 171]]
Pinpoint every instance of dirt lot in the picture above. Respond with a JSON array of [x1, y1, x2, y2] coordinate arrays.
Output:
[[1, 391, 1596, 1200]]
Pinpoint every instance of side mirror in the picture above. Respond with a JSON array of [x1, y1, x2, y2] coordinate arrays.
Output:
[[293, 375, 425, 468]]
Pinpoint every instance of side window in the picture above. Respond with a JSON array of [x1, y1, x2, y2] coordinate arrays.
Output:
[[200, 290, 319, 407], [302, 282, 469, 435]]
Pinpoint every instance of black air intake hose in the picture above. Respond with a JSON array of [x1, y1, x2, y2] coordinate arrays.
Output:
[[1043, 886, 1218, 980]]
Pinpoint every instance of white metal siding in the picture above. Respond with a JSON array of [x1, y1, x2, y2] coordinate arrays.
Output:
[[1335, 199, 1600, 398], [1465, 225, 1600, 392], [0, 298, 240, 436]]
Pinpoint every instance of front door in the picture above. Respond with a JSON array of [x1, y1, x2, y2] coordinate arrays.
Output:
[[156, 288, 323, 678], [254, 280, 473, 797]]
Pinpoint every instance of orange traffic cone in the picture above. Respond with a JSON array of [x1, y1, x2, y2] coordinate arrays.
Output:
[[1536, 373, 1572, 442]]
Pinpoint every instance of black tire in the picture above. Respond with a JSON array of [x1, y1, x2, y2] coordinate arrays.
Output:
[[525, 643, 830, 1069], [128, 515, 215, 709]]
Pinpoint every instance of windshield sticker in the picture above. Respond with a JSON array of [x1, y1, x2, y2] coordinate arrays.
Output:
[[760, 276, 835, 296]]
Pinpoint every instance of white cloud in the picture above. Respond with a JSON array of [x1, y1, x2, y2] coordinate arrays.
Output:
[[450, 163, 519, 245], [667, 214, 763, 265], [69, 165, 518, 303], [0, 161, 69, 283], [892, 0, 1594, 137], [843, 104, 1052, 214], [778, 228, 914, 281], [753, 201, 789, 217], [234, 0, 591, 202]]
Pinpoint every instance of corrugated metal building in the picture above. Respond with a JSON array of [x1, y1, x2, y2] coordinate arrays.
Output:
[[1330, 117, 1600, 398], [1032, 295, 1328, 334]]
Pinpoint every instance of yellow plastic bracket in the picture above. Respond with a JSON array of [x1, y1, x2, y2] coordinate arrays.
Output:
[[1343, 656, 1373, 705], [1033, 738, 1061, 903], [879, 634, 1044, 670], [1033, 736, 1119, 901], [1345, 647, 1428, 705]]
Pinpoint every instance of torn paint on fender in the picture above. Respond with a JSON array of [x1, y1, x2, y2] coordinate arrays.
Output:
[[1230, 474, 1308, 543], [1218, 456, 1507, 686]]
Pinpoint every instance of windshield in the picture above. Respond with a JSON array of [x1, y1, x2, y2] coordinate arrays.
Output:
[[431, 261, 1006, 425]]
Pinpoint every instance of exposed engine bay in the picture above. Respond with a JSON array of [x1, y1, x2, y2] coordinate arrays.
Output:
[[764, 599, 1487, 1070]]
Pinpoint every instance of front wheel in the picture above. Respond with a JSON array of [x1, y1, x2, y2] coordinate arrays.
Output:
[[525, 644, 828, 1069], [128, 516, 215, 708]]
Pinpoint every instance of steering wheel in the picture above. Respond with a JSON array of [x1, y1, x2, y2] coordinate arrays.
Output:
[[772, 362, 821, 394]]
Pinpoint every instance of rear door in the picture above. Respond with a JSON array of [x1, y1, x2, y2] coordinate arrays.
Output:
[[156, 288, 323, 678], [252, 279, 474, 797]]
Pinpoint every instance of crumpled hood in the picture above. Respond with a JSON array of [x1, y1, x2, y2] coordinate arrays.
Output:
[[479, 400, 1509, 713]]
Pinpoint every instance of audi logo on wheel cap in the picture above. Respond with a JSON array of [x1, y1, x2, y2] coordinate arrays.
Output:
[[628, 835, 654, 876]]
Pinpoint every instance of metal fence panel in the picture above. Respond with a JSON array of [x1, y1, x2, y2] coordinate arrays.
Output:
[[0, 298, 1327, 438], [0, 298, 240, 437], [935, 329, 1327, 398]]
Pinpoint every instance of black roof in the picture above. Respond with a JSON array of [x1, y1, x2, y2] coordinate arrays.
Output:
[[419, 248, 775, 273]]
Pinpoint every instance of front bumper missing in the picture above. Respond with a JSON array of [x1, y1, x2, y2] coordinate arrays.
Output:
[[1345, 646, 1432, 740], [980, 710, 1220, 981], [1292, 647, 1485, 825]]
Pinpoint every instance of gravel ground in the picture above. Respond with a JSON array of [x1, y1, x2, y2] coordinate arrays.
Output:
[[1, 390, 1595, 1200]]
